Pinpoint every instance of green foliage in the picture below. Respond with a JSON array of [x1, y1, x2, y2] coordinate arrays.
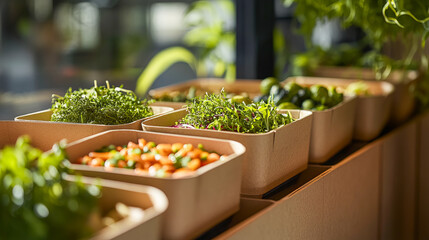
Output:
[[184, 0, 236, 80], [178, 90, 294, 133], [135, 47, 197, 96], [135, 0, 236, 96], [382, 0, 429, 46], [52, 81, 153, 125], [0, 136, 100, 240], [285, 0, 403, 50]]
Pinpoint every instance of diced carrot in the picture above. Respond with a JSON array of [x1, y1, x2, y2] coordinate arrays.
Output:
[[187, 159, 201, 171], [187, 148, 202, 159], [117, 160, 126, 168], [145, 142, 156, 149], [88, 152, 111, 159], [207, 153, 220, 163], [183, 144, 194, 152], [141, 153, 155, 162], [162, 165, 176, 173], [159, 155, 173, 165], [149, 163, 162, 176], [143, 161, 152, 169], [90, 158, 104, 167], [138, 138, 147, 149], [127, 141, 139, 149], [171, 143, 183, 153], [120, 148, 127, 156], [78, 155, 92, 165], [156, 144, 172, 156]]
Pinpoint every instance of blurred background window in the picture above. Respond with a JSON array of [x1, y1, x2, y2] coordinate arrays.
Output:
[[0, 0, 361, 119]]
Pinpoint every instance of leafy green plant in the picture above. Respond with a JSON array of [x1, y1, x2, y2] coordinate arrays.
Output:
[[0, 136, 101, 240], [52, 81, 153, 125], [135, 0, 235, 96], [177, 90, 294, 133], [382, 0, 429, 46], [284, 0, 427, 76], [51, 82, 153, 125]]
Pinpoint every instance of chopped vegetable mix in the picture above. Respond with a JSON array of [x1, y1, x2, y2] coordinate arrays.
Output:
[[176, 90, 294, 133], [51, 81, 153, 125], [78, 139, 226, 178]]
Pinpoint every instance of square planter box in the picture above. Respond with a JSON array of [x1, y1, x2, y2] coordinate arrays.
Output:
[[287, 76, 394, 141], [149, 78, 261, 109], [12, 106, 172, 149], [142, 108, 313, 197], [278, 79, 357, 163], [66, 130, 245, 240], [312, 66, 418, 125], [75, 176, 168, 240]]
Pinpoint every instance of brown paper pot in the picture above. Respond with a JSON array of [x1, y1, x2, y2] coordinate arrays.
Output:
[[287, 77, 394, 141], [149, 78, 261, 109], [11, 106, 172, 150], [312, 66, 418, 125], [74, 176, 168, 240], [66, 130, 245, 240], [142, 109, 313, 197], [267, 77, 357, 164]]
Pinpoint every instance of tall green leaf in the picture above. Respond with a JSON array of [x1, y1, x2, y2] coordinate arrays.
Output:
[[135, 47, 197, 96]]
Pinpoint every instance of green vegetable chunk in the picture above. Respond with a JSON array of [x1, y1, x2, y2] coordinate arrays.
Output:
[[51, 81, 153, 125], [260, 77, 279, 95]]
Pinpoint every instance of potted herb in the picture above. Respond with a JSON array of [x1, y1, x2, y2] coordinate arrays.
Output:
[[14, 81, 173, 144], [142, 91, 313, 196], [0, 136, 167, 240]]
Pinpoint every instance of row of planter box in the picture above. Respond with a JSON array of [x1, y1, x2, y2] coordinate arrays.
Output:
[[200, 111, 428, 239], [2, 72, 420, 239], [7, 109, 421, 240]]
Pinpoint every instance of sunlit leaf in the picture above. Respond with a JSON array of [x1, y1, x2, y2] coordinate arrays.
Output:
[[135, 47, 197, 96]]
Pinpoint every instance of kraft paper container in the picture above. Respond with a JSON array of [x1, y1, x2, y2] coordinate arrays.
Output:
[[66, 130, 245, 240], [12, 106, 172, 149], [279, 79, 357, 163], [288, 76, 394, 141], [142, 108, 313, 197], [312, 66, 418, 125], [149, 78, 261, 109], [75, 177, 168, 240]]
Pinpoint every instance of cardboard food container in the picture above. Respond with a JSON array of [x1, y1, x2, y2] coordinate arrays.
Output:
[[142, 108, 313, 197], [66, 130, 245, 240], [76, 177, 168, 240], [280, 78, 357, 163], [288, 76, 394, 141], [149, 78, 261, 109], [312, 66, 418, 125], [12, 106, 172, 149]]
